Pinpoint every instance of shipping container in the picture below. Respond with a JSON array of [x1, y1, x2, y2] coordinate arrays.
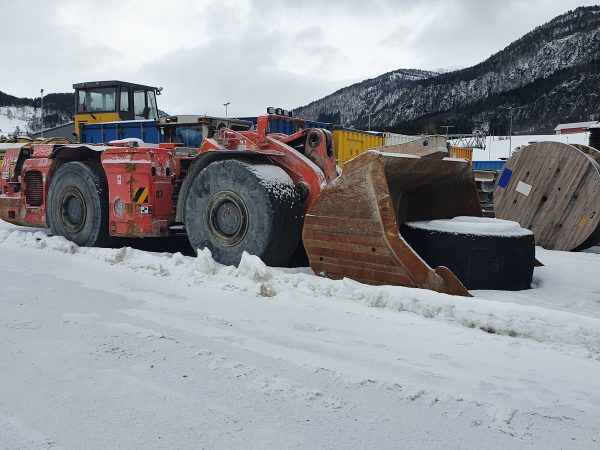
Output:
[[237, 116, 332, 134], [472, 160, 506, 171], [448, 146, 473, 163], [80, 120, 160, 144], [332, 128, 385, 166], [382, 132, 416, 146]]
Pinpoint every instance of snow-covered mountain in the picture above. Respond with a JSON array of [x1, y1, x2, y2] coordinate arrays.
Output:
[[0, 106, 35, 136], [0, 91, 72, 137], [295, 6, 600, 134]]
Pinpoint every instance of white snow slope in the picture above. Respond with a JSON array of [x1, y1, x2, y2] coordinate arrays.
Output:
[[0, 219, 599, 449], [0, 106, 37, 136]]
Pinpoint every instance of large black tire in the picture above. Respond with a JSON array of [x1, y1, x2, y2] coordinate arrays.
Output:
[[184, 159, 303, 266], [400, 218, 535, 290], [47, 161, 109, 247]]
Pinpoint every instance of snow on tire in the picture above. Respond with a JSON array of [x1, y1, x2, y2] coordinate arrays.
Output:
[[400, 217, 535, 290], [184, 159, 303, 267]]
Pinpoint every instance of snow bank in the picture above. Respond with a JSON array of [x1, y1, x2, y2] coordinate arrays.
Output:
[[0, 228, 79, 254], [358, 282, 600, 353], [1, 220, 600, 354]]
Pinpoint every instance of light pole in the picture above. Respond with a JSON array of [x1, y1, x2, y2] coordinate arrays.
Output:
[[223, 102, 230, 117], [499, 105, 526, 157], [40, 88, 44, 138], [439, 125, 454, 137]]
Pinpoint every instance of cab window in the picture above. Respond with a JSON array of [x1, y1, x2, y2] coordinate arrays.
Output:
[[134, 90, 146, 119], [120, 87, 129, 112], [147, 91, 159, 120], [77, 87, 116, 113], [133, 89, 159, 120]]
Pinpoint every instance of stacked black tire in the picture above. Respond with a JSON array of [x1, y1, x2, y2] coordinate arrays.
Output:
[[400, 219, 535, 291]]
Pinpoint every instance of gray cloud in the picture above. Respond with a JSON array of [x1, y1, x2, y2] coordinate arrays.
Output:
[[1, 0, 597, 115], [141, 28, 352, 116]]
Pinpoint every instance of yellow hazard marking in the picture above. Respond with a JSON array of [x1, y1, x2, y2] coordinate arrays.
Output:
[[133, 187, 149, 204]]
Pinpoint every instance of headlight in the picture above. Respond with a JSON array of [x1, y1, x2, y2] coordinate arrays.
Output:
[[114, 198, 125, 217]]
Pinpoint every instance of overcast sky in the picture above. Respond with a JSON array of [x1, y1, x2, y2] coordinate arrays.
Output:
[[1, 0, 597, 116]]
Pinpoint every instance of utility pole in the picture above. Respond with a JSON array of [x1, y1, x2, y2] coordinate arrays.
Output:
[[368, 112, 372, 131], [223, 102, 230, 117], [499, 105, 526, 157], [439, 125, 454, 137], [40, 88, 44, 138]]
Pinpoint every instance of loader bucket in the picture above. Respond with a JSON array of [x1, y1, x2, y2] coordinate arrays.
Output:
[[303, 149, 482, 296]]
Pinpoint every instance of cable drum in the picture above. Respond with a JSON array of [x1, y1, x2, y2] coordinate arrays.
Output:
[[570, 143, 600, 165], [493, 142, 600, 251]]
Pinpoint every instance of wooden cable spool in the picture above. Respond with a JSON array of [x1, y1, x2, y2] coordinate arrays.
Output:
[[493, 142, 600, 251], [571, 143, 600, 164]]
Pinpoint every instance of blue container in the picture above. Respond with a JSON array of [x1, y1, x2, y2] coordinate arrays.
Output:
[[472, 160, 506, 171], [305, 120, 332, 131], [236, 117, 332, 134], [270, 118, 296, 135], [80, 120, 161, 144]]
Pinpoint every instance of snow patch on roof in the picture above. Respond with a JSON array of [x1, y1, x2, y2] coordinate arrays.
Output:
[[554, 121, 598, 131]]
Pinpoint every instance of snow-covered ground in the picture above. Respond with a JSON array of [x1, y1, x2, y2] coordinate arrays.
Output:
[[468, 132, 591, 161], [1, 219, 599, 449]]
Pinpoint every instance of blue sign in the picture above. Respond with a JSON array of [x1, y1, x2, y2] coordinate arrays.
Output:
[[497, 168, 513, 188]]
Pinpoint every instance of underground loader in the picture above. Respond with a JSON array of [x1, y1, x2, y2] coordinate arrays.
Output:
[[0, 81, 524, 296], [0, 123, 483, 296]]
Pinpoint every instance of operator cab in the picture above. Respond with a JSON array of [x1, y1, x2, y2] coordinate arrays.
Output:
[[159, 115, 253, 148], [73, 81, 161, 137]]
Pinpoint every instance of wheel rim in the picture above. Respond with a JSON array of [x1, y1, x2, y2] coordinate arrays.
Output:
[[59, 188, 87, 233], [207, 191, 248, 246]]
